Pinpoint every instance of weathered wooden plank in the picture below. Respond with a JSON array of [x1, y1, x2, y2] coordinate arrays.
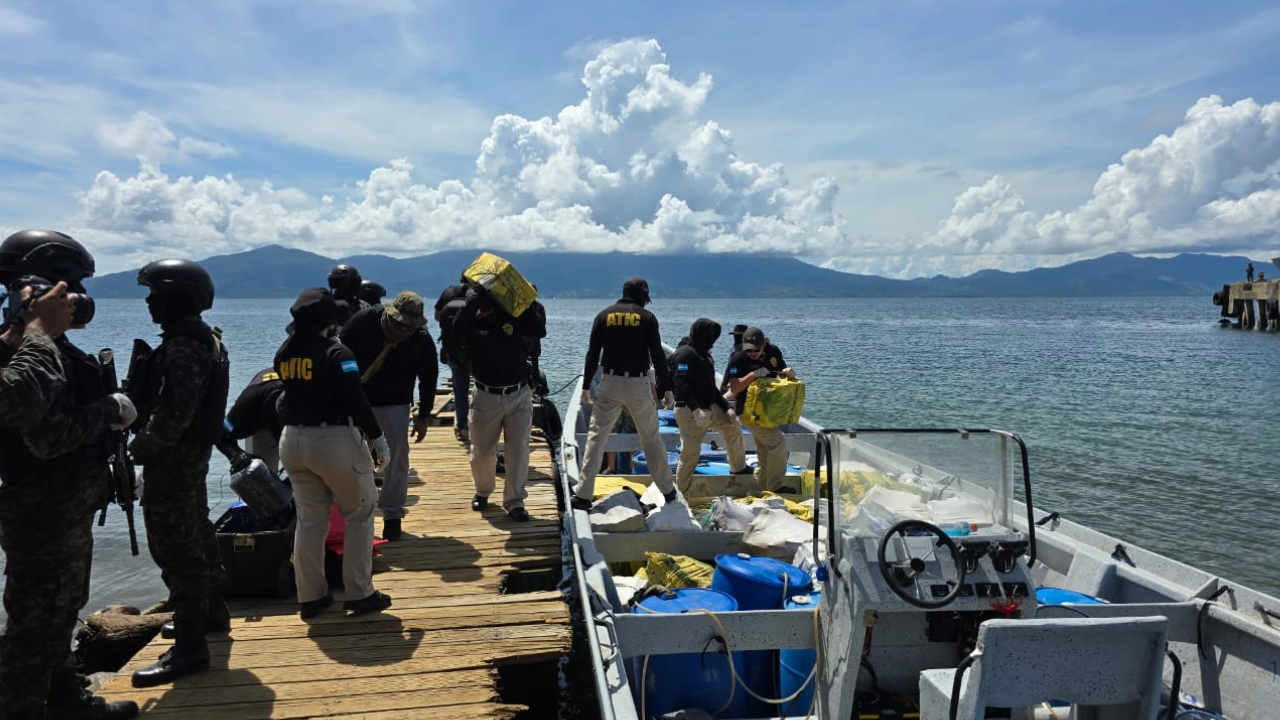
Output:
[[96, 418, 571, 719], [117, 686, 505, 720], [104, 667, 496, 705]]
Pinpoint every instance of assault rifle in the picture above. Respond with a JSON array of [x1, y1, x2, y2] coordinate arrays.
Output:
[[98, 346, 140, 556]]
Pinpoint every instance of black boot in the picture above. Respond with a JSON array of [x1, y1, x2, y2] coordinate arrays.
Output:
[[159, 601, 232, 639], [47, 669, 139, 719], [130, 637, 211, 688], [382, 517, 402, 541]]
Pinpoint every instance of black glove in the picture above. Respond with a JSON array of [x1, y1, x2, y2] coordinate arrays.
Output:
[[230, 451, 254, 473]]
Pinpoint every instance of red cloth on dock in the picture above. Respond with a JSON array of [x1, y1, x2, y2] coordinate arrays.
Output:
[[325, 503, 388, 557]]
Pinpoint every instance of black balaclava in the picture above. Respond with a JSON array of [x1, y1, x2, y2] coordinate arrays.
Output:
[[146, 292, 198, 326], [688, 318, 721, 354]]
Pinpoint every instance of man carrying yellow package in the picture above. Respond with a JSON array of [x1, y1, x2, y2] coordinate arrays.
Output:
[[725, 327, 800, 494]]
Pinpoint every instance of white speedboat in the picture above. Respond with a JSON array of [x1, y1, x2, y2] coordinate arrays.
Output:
[[559, 376, 1280, 720]]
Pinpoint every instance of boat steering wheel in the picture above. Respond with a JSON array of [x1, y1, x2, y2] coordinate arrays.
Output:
[[876, 519, 966, 609]]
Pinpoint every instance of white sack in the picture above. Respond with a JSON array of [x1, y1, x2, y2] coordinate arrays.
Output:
[[590, 489, 647, 533]]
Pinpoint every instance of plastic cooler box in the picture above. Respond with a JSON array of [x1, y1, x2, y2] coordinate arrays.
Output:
[[214, 502, 295, 598]]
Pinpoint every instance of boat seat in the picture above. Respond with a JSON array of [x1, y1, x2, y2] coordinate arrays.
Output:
[[918, 615, 1169, 720]]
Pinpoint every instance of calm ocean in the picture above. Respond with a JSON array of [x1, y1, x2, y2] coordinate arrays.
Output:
[[1, 294, 1275, 624]]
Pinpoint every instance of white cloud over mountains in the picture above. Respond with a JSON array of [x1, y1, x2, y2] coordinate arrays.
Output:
[[65, 40, 1280, 278], [72, 39, 843, 270]]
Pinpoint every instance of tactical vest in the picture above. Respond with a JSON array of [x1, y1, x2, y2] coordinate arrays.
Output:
[[0, 338, 108, 483], [129, 322, 231, 446]]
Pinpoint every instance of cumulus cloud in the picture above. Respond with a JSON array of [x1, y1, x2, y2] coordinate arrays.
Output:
[[68, 41, 1280, 279], [71, 39, 844, 270], [95, 111, 235, 165], [823, 95, 1280, 277]]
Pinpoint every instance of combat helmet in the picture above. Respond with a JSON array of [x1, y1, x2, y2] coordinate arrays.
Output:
[[137, 258, 215, 311], [327, 264, 362, 293], [358, 279, 387, 306], [0, 229, 95, 292]]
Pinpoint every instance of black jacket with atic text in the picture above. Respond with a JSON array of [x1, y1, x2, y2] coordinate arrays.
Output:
[[582, 297, 671, 394], [222, 367, 284, 441], [273, 332, 382, 440]]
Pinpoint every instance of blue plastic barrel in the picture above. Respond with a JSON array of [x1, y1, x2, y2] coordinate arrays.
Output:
[[711, 554, 814, 716], [630, 588, 748, 717], [711, 553, 813, 610], [631, 450, 679, 475], [779, 590, 822, 714], [1035, 587, 1108, 605]]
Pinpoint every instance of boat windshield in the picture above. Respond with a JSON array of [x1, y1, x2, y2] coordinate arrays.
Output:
[[822, 430, 1022, 540]]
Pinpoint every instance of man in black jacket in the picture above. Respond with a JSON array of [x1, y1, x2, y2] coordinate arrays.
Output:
[[434, 278, 472, 442], [215, 366, 285, 472], [454, 284, 546, 521], [340, 291, 438, 541], [669, 319, 749, 492], [570, 277, 677, 510], [724, 327, 797, 493]]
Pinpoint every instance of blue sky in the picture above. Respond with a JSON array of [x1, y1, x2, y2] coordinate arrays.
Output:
[[2, 0, 1279, 277]]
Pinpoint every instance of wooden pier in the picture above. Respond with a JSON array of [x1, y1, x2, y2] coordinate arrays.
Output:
[[98, 410, 571, 720]]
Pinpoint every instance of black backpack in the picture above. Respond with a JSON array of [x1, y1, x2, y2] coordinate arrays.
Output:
[[438, 296, 469, 365]]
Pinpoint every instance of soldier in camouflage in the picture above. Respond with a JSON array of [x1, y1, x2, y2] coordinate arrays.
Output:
[[0, 230, 139, 720], [0, 280, 71, 417], [127, 259, 232, 689]]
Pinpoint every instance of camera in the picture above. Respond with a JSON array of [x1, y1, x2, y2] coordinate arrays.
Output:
[[2, 274, 95, 327]]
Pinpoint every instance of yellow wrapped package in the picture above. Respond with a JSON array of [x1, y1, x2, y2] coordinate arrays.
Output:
[[643, 552, 715, 588], [463, 252, 537, 318], [742, 377, 805, 428]]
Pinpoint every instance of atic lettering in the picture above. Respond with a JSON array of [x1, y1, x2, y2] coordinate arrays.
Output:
[[278, 357, 313, 380]]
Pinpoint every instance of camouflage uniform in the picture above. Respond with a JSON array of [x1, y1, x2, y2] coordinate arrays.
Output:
[[0, 328, 63, 422], [129, 317, 227, 653], [0, 335, 118, 715]]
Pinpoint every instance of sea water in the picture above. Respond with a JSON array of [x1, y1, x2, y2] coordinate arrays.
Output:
[[1, 294, 1276, 624]]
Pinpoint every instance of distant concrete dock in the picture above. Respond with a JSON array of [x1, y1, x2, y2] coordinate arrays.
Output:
[[1213, 257, 1280, 329]]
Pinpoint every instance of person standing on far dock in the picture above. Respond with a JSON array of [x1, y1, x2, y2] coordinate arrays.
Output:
[[1247, 262, 1254, 282]]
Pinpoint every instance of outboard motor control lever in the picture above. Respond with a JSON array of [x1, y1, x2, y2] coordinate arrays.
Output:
[[991, 540, 1029, 573]]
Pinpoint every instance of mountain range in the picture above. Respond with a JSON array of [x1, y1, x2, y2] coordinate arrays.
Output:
[[82, 245, 1263, 299]]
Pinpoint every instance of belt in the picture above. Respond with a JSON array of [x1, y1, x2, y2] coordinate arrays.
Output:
[[298, 416, 351, 427], [673, 401, 689, 408], [476, 381, 526, 395], [604, 369, 646, 378]]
